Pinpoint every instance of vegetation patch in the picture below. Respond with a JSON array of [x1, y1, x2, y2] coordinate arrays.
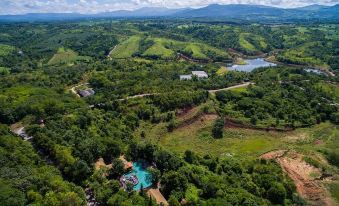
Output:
[[0, 44, 15, 57], [48, 47, 91, 65], [110, 35, 142, 58], [0, 67, 10, 75], [143, 38, 175, 59]]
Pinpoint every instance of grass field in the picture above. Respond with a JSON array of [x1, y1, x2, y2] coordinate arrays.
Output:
[[0, 86, 57, 107], [183, 44, 208, 60], [0, 44, 15, 57], [110, 35, 141, 58], [143, 38, 175, 59], [239, 34, 257, 52], [48, 47, 90, 65], [136, 116, 290, 158], [239, 33, 268, 53]]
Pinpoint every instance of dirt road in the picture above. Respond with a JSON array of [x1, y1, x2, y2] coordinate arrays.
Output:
[[208, 82, 253, 93]]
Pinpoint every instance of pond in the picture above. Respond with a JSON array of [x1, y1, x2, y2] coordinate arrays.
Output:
[[229, 58, 276, 72], [122, 162, 152, 191]]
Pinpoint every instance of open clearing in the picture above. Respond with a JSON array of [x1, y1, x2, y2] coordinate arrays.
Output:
[[110, 35, 141, 58], [262, 150, 336, 206], [136, 104, 292, 157], [48, 47, 90, 65]]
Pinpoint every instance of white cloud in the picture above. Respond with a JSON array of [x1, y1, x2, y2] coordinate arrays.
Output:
[[0, 0, 338, 15]]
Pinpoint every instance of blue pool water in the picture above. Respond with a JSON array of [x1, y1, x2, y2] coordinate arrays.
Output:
[[230, 58, 276, 72], [124, 162, 152, 190]]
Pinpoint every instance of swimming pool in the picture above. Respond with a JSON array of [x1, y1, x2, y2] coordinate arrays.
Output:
[[123, 162, 152, 190]]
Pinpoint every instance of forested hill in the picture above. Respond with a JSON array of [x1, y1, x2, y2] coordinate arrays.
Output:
[[1, 4, 339, 22]]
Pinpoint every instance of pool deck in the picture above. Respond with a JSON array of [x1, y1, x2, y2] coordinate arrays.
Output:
[[147, 188, 169, 206]]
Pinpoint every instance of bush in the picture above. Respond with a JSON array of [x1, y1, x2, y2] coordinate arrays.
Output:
[[267, 183, 286, 204], [326, 151, 339, 168], [212, 118, 224, 139]]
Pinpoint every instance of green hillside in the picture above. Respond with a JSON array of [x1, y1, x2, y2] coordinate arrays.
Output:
[[110, 35, 142, 58], [48, 47, 91, 65], [111, 36, 230, 61]]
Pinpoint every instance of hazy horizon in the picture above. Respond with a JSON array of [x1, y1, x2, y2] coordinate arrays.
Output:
[[1, 0, 338, 15]]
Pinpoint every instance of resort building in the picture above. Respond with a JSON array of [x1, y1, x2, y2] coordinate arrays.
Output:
[[180, 71, 208, 80], [180, 75, 192, 80], [78, 88, 95, 97], [119, 155, 133, 170], [192, 71, 208, 78]]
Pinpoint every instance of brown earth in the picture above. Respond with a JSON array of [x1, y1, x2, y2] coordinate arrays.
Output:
[[261, 150, 335, 206]]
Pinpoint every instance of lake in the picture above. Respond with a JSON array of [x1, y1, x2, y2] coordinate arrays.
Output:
[[229, 58, 276, 72]]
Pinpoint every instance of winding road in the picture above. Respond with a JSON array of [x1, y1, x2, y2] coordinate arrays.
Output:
[[72, 82, 253, 104]]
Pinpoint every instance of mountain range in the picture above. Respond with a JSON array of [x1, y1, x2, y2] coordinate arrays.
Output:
[[0, 4, 338, 22]]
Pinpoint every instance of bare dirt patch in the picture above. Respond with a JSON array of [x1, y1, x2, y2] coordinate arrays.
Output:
[[95, 158, 112, 170], [177, 113, 218, 130], [176, 106, 198, 120], [261, 150, 335, 206], [285, 132, 308, 142]]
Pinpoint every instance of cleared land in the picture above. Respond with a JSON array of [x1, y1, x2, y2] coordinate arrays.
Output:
[[48, 47, 90, 65], [0, 44, 15, 57], [135, 103, 291, 158], [262, 150, 336, 206], [143, 38, 175, 59], [110, 35, 141, 58]]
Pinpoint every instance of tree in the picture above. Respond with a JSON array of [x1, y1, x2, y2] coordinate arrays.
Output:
[[184, 150, 197, 164], [267, 183, 286, 204], [146, 168, 161, 186], [161, 171, 188, 198], [250, 116, 258, 125], [168, 195, 180, 206], [103, 141, 121, 164], [212, 118, 224, 139], [139, 184, 146, 197], [167, 119, 177, 132], [109, 158, 125, 179], [66, 160, 91, 184], [53, 144, 76, 169], [0, 182, 26, 206], [126, 182, 134, 193]]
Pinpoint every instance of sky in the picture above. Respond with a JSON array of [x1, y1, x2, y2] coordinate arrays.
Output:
[[1, 0, 339, 15]]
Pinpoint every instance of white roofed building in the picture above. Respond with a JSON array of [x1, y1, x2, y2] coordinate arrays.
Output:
[[180, 75, 192, 80], [192, 71, 208, 78]]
